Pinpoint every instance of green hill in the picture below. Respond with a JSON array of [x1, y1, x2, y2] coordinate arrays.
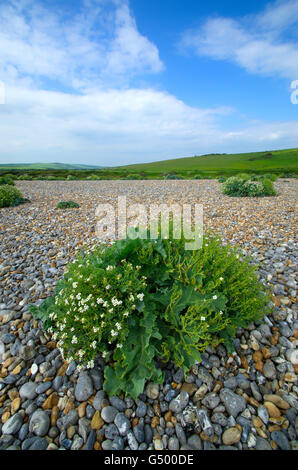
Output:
[[118, 148, 298, 174]]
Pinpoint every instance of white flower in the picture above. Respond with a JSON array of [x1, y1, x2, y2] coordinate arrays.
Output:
[[72, 282, 78, 289], [219, 311, 223, 315], [201, 316, 206, 321], [97, 298, 104, 304], [111, 329, 118, 337], [115, 322, 122, 330], [93, 327, 99, 333], [116, 344, 123, 349], [106, 265, 114, 271], [91, 341, 97, 349], [137, 293, 144, 301], [213, 295, 217, 300], [71, 336, 78, 344], [106, 285, 111, 290], [219, 277, 224, 282], [123, 312, 129, 317]]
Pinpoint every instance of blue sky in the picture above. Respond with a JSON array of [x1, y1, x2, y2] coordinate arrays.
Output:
[[0, 0, 298, 165]]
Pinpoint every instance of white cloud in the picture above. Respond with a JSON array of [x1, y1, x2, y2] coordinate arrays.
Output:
[[1, 83, 297, 165], [0, 0, 163, 89], [180, 0, 298, 80]]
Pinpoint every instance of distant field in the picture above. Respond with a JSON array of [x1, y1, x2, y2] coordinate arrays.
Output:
[[0, 148, 297, 179], [118, 148, 298, 174], [0, 162, 101, 170]]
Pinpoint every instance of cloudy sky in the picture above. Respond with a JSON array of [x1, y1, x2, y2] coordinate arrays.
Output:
[[0, 0, 298, 165]]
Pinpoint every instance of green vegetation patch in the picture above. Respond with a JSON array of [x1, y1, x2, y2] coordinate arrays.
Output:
[[31, 230, 271, 399], [222, 176, 276, 197], [0, 176, 15, 186], [56, 201, 80, 209], [0, 185, 30, 208]]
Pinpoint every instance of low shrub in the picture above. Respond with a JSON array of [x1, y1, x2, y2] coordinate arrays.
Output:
[[222, 176, 276, 197], [67, 175, 79, 180], [251, 173, 278, 182], [217, 176, 227, 183], [0, 176, 14, 186], [0, 185, 29, 208], [164, 174, 184, 180], [86, 174, 101, 180], [31, 230, 271, 399], [17, 174, 33, 180], [124, 175, 142, 180], [236, 173, 251, 181], [56, 201, 79, 209]]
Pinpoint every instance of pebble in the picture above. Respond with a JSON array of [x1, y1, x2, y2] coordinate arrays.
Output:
[[169, 391, 189, 413], [146, 383, 159, 400], [222, 427, 241, 445], [219, 389, 246, 418], [114, 413, 131, 436], [2, 413, 23, 435], [29, 409, 50, 436], [19, 382, 38, 400], [74, 371, 93, 402]]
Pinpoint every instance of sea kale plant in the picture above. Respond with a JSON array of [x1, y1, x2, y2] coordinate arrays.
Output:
[[31, 231, 272, 399], [222, 175, 276, 197], [56, 201, 80, 209], [0, 185, 29, 208]]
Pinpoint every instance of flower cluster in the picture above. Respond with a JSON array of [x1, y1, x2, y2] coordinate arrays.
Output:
[[46, 247, 147, 370]]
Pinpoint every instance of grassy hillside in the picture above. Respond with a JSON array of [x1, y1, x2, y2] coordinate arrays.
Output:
[[0, 162, 101, 170], [118, 148, 298, 174]]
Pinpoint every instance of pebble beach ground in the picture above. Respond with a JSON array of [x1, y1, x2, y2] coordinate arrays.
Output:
[[0, 179, 297, 451]]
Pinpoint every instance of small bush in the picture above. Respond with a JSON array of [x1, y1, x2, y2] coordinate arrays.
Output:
[[67, 175, 79, 180], [86, 174, 101, 180], [251, 173, 278, 182], [0, 176, 14, 186], [0, 185, 29, 208], [164, 174, 184, 180], [217, 176, 227, 183], [31, 230, 271, 399], [56, 201, 79, 209], [17, 174, 33, 180], [222, 176, 276, 197], [122, 174, 142, 180], [236, 173, 251, 181]]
